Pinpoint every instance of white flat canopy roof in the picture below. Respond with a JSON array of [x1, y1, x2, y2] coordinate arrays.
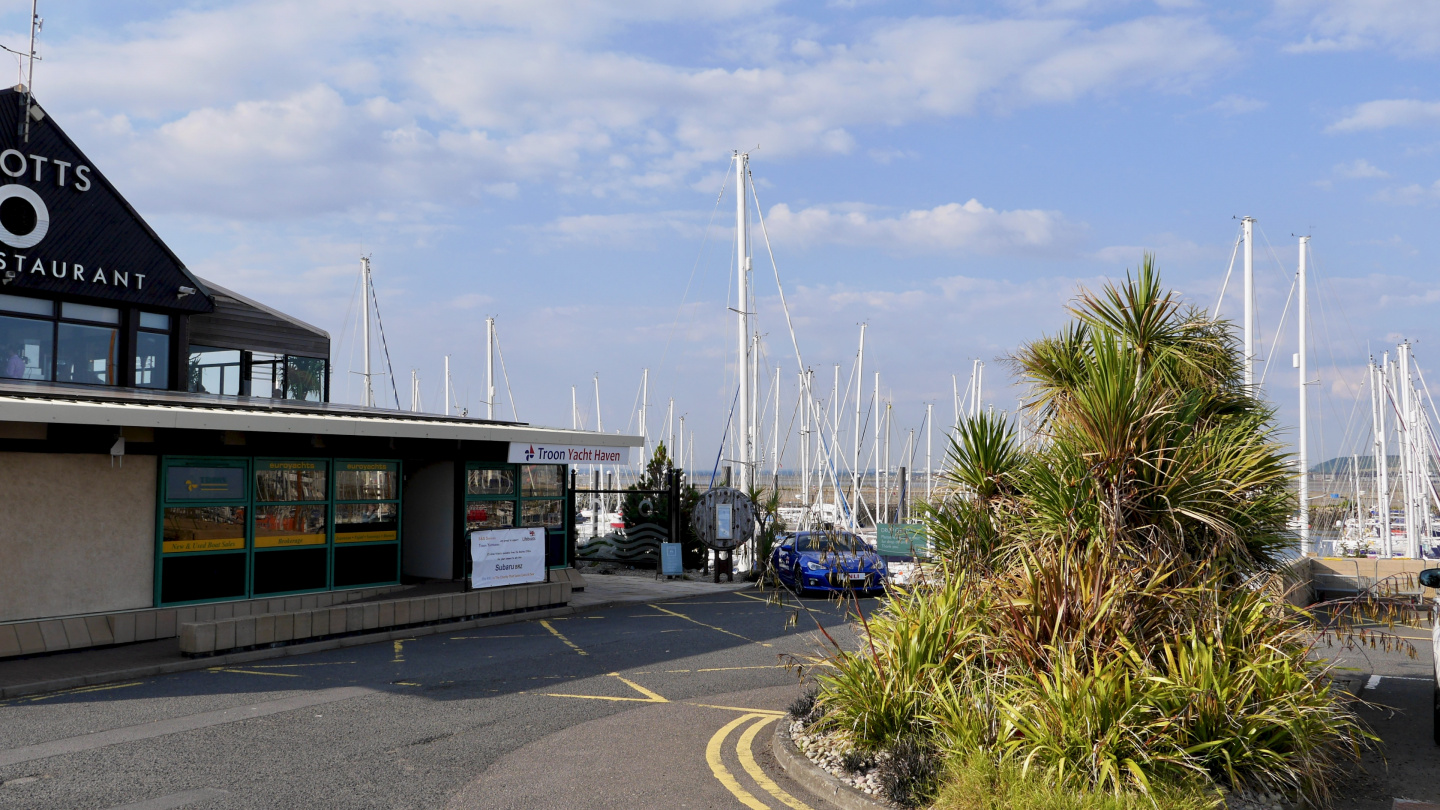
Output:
[[0, 384, 642, 448]]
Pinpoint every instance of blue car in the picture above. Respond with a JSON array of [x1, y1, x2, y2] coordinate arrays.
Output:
[[772, 530, 887, 596]]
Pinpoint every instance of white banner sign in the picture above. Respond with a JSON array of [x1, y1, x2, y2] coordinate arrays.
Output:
[[507, 442, 636, 465], [470, 528, 546, 589]]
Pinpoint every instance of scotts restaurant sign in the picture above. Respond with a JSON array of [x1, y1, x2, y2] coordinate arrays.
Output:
[[0, 91, 212, 313], [506, 442, 636, 465]]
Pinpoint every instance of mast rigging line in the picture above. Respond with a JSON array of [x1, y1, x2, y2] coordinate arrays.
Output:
[[366, 268, 402, 409], [653, 164, 732, 400]]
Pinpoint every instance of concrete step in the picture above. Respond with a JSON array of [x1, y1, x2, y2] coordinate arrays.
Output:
[[178, 581, 570, 656]]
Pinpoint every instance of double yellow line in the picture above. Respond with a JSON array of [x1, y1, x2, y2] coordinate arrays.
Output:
[[706, 712, 813, 810]]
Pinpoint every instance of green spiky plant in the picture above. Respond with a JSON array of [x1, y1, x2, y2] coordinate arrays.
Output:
[[811, 256, 1376, 809]]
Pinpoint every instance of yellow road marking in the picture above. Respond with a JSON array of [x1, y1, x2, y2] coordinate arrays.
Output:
[[16, 681, 144, 702], [392, 638, 415, 663], [207, 668, 300, 677], [393, 681, 421, 686], [648, 604, 772, 647], [449, 635, 527, 639], [688, 703, 786, 716], [732, 592, 774, 605], [540, 620, 588, 655], [707, 714, 770, 810], [697, 665, 789, 672], [546, 672, 668, 703], [738, 715, 814, 810]]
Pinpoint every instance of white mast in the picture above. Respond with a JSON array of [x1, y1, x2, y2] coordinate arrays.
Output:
[[678, 415, 686, 472], [1297, 236, 1310, 555], [735, 150, 752, 491], [1372, 357, 1391, 555], [572, 386, 579, 430], [1243, 217, 1255, 389], [485, 317, 496, 419], [1399, 342, 1418, 558], [594, 374, 603, 432], [443, 355, 451, 416], [772, 367, 781, 481], [667, 397, 674, 458], [926, 402, 933, 500], [641, 368, 649, 453], [360, 257, 374, 407], [952, 375, 960, 431], [21, 0, 39, 144], [852, 324, 866, 529]]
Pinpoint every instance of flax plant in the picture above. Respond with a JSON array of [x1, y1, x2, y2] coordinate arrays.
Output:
[[811, 257, 1371, 808]]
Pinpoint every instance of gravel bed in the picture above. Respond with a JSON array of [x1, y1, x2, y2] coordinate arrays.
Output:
[[789, 719, 898, 806]]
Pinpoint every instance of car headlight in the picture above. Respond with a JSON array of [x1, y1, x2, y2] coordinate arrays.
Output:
[[803, 560, 828, 571]]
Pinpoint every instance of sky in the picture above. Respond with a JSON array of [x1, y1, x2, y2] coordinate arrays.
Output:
[[4, 0, 1439, 474]]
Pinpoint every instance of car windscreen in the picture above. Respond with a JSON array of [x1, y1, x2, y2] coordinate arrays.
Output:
[[795, 533, 867, 553]]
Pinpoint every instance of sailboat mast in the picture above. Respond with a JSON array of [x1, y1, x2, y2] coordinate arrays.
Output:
[[926, 402, 933, 500], [1371, 358, 1390, 555], [1243, 217, 1255, 389], [444, 355, 451, 416], [736, 151, 751, 491], [485, 317, 495, 419], [361, 257, 374, 407], [853, 324, 866, 529], [1298, 236, 1309, 555]]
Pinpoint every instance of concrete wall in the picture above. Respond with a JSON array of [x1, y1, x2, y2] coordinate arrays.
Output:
[[0, 452, 157, 622], [402, 460, 454, 580]]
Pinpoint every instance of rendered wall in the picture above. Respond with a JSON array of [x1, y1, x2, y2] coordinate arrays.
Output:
[[401, 460, 454, 580], [0, 452, 157, 622]]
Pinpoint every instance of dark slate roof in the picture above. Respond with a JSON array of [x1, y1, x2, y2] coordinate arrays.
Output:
[[189, 277, 330, 358]]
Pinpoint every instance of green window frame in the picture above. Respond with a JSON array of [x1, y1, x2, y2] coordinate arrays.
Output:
[[332, 460, 402, 589], [155, 456, 401, 606], [156, 457, 251, 606], [251, 458, 331, 597], [465, 462, 569, 569]]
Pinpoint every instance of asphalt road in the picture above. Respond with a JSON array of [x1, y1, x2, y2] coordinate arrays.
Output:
[[0, 588, 858, 810]]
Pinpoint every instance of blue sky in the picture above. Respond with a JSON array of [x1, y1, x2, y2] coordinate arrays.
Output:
[[5, 0, 1439, 471]]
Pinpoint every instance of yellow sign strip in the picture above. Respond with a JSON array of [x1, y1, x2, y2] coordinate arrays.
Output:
[[738, 715, 814, 810], [545, 672, 668, 703], [333, 531, 397, 544], [540, 620, 588, 656], [688, 703, 786, 717], [254, 534, 326, 548], [648, 604, 772, 648], [707, 714, 771, 810], [163, 538, 245, 553]]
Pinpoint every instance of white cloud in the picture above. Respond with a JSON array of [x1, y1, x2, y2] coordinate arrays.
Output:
[[1207, 95, 1267, 116], [1370, 181, 1440, 205], [1334, 159, 1389, 178], [763, 199, 1080, 256], [1328, 99, 1440, 133], [22, 4, 1238, 218], [1278, 0, 1440, 56]]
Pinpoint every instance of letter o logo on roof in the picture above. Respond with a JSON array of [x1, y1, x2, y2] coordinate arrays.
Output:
[[0, 149, 25, 178], [0, 184, 49, 248]]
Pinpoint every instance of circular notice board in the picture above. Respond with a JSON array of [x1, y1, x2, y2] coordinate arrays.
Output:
[[690, 487, 757, 550]]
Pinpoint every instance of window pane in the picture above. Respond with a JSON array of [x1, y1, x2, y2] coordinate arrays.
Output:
[[254, 504, 327, 548], [135, 331, 169, 389], [188, 347, 241, 395], [162, 506, 246, 553], [335, 465, 398, 500], [0, 293, 51, 316], [0, 313, 51, 380], [255, 462, 327, 502], [521, 498, 564, 528], [521, 465, 564, 497], [60, 302, 119, 324], [56, 322, 117, 385], [285, 356, 326, 402], [466, 501, 515, 533], [334, 502, 398, 543], [139, 312, 170, 330], [250, 353, 282, 398], [467, 468, 514, 496]]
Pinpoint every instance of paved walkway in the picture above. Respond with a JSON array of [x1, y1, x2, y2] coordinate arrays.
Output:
[[571, 574, 755, 608]]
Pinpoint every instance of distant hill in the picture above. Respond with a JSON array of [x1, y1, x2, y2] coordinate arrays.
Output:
[[1309, 455, 1401, 474]]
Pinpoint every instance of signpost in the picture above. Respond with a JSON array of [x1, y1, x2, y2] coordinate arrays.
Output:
[[690, 487, 756, 583], [470, 527, 546, 589], [660, 542, 684, 577], [876, 523, 928, 558]]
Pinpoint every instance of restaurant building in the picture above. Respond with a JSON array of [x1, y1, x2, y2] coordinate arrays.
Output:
[[0, 89, 640, 657]]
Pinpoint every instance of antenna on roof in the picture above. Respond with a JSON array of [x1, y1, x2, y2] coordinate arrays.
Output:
[[1, 0, 43, 142]]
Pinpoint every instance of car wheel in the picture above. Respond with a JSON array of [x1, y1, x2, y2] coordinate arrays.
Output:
[[792, 565, 808, 597]]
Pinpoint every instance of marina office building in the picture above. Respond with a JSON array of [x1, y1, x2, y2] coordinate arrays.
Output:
[[0, 89, 640, 658]]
